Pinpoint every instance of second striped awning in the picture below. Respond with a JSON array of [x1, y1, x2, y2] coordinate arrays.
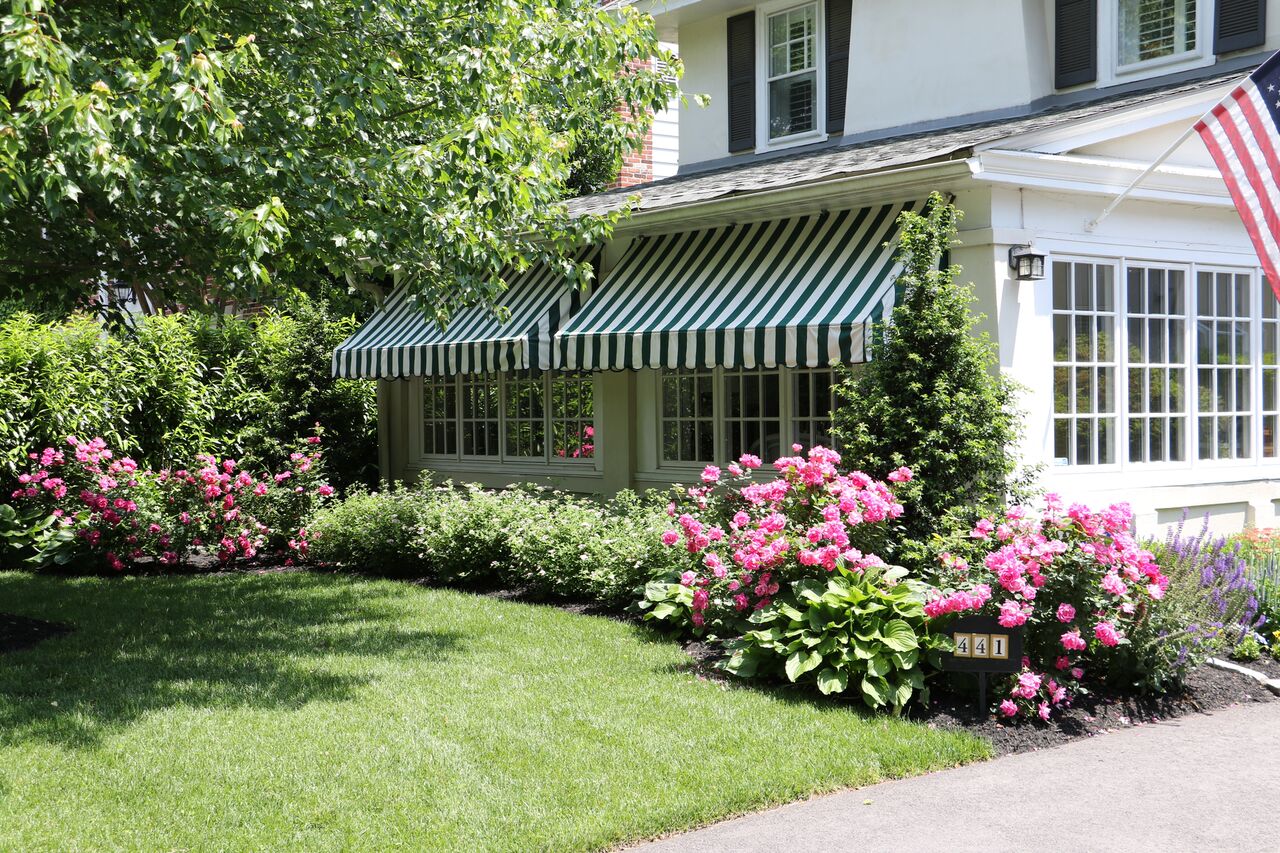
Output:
[[332, 250, 597, 379], [554, 202, 914, 370]]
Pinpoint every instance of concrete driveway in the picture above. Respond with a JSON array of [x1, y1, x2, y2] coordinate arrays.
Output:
[[635, 701, 1280, 853]]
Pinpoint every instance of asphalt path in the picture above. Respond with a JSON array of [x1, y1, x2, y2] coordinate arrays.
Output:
[[636, 701, 1280, 853]]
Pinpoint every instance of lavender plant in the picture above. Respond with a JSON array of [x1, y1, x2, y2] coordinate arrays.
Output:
[[1118, 517, 1266, 690]]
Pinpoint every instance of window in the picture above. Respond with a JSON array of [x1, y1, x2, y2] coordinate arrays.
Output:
[[658, 367, 841, 465], [722, 368, 783, 460], [504, 372, 545, 458], [792, 368, 838, 449], [459, 374, 500, 457], [765, 3, 819, 141], [1262, 291, 1280, 456], [662, 369, 716, 463], [1118, 0, 1197, 66], [1053, 261, 1118, 465], [551, 373, 595, 460], [423, 377, 458, 456], [1196, 271, 1252, 460], [1126, 266, 1186, 462], [1052, 258, 1274, 469], [423, 372, 594, 464]]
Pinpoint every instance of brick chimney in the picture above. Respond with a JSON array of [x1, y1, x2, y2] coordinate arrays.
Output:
[[609, 59, 655, 189]]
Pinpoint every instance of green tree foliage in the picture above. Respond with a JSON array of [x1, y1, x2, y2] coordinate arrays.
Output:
[[832, 193, 1026, 547], [0, 297, 376, 489], [0, 0, 677, 313]]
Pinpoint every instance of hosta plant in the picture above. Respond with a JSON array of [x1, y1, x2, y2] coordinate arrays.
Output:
[[723, 563, 942, 712]]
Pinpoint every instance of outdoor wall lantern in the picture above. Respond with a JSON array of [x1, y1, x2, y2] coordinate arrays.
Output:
[[1008, 245, 1046, 281], [108, 281, 136, 305]]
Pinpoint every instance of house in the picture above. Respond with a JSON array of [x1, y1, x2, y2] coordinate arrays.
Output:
[[335, 0, 1280, 534]]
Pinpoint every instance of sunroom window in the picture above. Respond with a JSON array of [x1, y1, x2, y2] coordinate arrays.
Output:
[[1052, 258, 1274, 468], [765, 3, 819, 141], [1052, 261, 1118, 465], [659, 367, 843, 465], [1118, 0, 1197, 66], [422, 372, 594, 464]]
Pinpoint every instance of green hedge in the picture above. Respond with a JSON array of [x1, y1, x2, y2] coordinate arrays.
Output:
[[307, 484, 681, 610], [0, 296, 376, 490]]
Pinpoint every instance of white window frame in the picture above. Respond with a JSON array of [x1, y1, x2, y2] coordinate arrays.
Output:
[[415, 371, 600, 468], [1097, 0, 1213, 88], [1048, 252, 1274, 477], [755, 0, 827, 153], [654, 366, 841, 469]]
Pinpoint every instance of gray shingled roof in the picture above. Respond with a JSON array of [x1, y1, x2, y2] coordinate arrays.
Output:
[[568, 68, 1240, 219]]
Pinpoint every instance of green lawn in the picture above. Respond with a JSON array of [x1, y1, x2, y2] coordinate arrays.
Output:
[[0, 570, 988, 851]]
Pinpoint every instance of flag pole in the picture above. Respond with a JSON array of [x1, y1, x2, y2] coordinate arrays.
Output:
[[1085, 120, 1202, 232]]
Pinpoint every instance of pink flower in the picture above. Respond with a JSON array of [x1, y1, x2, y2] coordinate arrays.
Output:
[[998, 600, 1030, 627], [999, 700, 1018, 717], [700, 466, 721, 484], [1070, 666, 1084, 680], [1101, 573, 1129, 596], [1012, 671, 1041, 699], [661, 530, 680, 547], [317, 484, 335, 497], [738, 454, 762, 469], [1060, 630, 1087, 651], [1093, 621, 1121, 647], [1056, 603, 1076, 622], [887, 466, 913, 483], [306, 435, 322, 445], [679, 570, 697, 586], [1037, 702, 1051, 721], [970, 518, 995, 539], [1054, 655, 1070, 670]]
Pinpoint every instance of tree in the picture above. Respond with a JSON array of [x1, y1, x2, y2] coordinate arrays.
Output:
[[0, 0, 677, 317], [832, 193, 1028, 549]]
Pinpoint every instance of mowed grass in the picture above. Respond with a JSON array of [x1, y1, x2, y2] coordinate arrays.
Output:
[[0, 570, 989, 851]]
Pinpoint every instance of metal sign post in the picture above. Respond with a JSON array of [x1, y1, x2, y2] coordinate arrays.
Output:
[[940, 614, 1024, 718]]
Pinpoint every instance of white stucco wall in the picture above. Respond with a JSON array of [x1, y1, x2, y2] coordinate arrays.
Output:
[[988, 183, 1280, 535], [667, 0, 1280, 170]]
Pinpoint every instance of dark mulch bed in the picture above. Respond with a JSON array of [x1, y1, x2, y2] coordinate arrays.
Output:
[[677, 638, 1275, 756], [0, 612, 72, 654], [917, 665, 1275, 755]]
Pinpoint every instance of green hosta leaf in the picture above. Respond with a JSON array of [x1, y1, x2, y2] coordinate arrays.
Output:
[[785, 649, 822, 682], [880, 619, 919, 653], [860, 675, 890, 708], [892, 678, 914, 710], [890, 649, 920, 670], [866, 654, 890, 679], [649, 602, 680, 620], [795, 579, 825, 603], [777, 602, 805, 622], [816, 666, 849, 695], [851, 639, 875, 660], [748, 627, 784, 645], [882, 566, 910, 584], [725, 648, 759, 678]]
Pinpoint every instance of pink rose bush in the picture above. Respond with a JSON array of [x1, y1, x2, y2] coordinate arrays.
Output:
[[925, 494, 1170, 720], [7, 432, 334, 571], [641, 446, 908, 632], [638, 446, 939, 712]]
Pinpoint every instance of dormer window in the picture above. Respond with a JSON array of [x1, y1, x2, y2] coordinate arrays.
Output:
[[765, 3, 820, 141], [1117, 0, 1199, 68], [1054, 0, 1266, 91], [725, 1, 851, 156]]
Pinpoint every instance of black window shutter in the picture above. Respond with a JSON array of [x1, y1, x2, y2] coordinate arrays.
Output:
[[1215, 0, 1266, 54], [727, 11, 756, 154], [825, 0, 852, 135], [1054, 0, 1097, 89]]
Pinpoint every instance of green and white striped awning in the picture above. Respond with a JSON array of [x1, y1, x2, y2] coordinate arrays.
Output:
[[332, 250, 597, 379], [554, 202, 914, 370]]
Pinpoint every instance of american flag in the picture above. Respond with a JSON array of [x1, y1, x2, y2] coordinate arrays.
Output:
[[1197, 52, 1280, 299]]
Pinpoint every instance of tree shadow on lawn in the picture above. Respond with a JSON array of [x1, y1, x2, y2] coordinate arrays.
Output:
[[0, 571, 465, 749]]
